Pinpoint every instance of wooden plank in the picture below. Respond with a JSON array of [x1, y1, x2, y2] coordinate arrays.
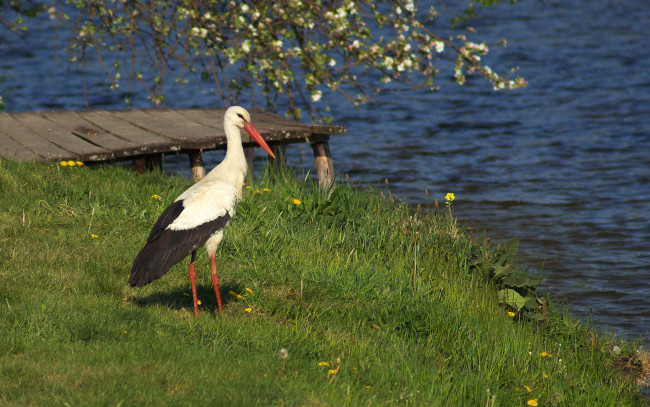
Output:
[[111, 108, 217, 149], [0, 130, 41, 161], [0, 113, 73, 161], [170, 108, 231, 148], [41, 110, 142, 159], [248, 108, 312, 129], [10, 111, 114, 161], [78, 110, 177, 155], [177, 108, 319, 143], [142, 108, 225, 149], [171, 108, 227, 132], [248, 107, 346, 135]]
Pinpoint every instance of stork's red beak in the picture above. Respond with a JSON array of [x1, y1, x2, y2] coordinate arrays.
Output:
[[244, 122, 275, 159]]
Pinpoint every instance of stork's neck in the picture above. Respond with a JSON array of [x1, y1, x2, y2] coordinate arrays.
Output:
[[221, 120, 248, 176]]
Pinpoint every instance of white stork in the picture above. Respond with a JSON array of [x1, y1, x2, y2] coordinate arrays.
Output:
[[129, 106, 275, 315]]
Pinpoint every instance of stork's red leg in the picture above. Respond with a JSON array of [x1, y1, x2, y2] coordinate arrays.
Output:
[[189, 251, 199, 316], [210, 254, 223, 312]]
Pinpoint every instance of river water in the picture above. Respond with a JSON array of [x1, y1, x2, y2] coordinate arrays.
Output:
[[1, 0, 648, 343]]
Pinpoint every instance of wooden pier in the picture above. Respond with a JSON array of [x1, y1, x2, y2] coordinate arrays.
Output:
[[0, 107, 345, 186]]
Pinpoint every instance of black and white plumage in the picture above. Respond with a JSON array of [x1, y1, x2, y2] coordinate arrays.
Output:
[[129, 106, 275, 315]]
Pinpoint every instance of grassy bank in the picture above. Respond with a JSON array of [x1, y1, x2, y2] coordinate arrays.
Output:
[[0, 160, 646, 405]]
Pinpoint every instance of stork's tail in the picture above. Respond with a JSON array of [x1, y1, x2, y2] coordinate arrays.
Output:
[[129, 239, 181, 287]]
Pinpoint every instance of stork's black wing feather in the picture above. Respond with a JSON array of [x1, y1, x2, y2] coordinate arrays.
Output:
[[128, 200, 230, 287], [146, 200, 185, 242]]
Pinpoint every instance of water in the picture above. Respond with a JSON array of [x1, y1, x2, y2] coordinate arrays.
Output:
[[1, 0, 649, 342]]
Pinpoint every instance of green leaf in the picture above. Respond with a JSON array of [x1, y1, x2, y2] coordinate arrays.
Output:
[[498, 288, 526, 311], [503, 273, 535, 288], [503, 237, 519, 262], [526, 313, 547, 322], [525, 297, 541, 310]]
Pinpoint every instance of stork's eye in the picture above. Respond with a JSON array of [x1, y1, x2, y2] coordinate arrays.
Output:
[[236, 113, 244, 119]]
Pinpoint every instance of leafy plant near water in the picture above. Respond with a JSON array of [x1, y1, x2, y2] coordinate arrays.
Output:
[[471, 233, 547, 320], [0, 161, 646, 405]]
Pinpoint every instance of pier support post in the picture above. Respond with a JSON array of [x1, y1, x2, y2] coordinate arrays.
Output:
[[311, 139, 335, 191], [270, 144, 287, 173], [188, 150, 206, 182], [133, 154, 163, 174], [244, 146, 255, 184]]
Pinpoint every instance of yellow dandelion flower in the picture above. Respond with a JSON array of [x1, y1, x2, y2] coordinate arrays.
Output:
[[60, 161, 68, 166], [365, 385, 372, 389], [245, 287, 254, 295], [245, 308, 252, 313], [540, 351, 550, 357], [91, 234, 98, 238], [253, 189, 262, 194], [527, 399, 538, 406], [76, 161, 84, 166], [246, 185, 251, 189], [229, 291, 243, 299], [197, 300, 202, 305], [318, 362, 330, 367], [151, 194, 161, 200], [542, 373, 549, 379], [263, 188, 270, 192], [328, 369, 337, 375], [525, 385, 531, 392], [445, 192, 455, 202], [507, 311, 515, 317], [67, 160, 76, 166], [292, 198, 301, 205], [122, 330, 127, 334]]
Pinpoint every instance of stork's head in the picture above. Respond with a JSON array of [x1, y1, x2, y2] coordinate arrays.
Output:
[[225, 106, 275, 158], [226, 106, 252, 129]]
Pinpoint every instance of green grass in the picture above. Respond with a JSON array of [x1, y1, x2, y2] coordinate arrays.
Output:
[[0, 160, 646, 406]]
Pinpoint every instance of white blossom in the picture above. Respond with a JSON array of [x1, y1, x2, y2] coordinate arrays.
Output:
[[191, 27, 208, 38], [434, 40, 445, 53], [311, 89, 322, 102]]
